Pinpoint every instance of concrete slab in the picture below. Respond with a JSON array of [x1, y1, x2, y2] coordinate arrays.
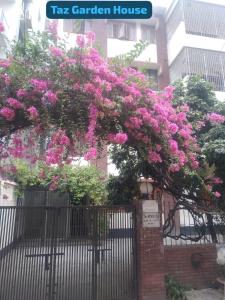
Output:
[[186, 289, 223, 300]]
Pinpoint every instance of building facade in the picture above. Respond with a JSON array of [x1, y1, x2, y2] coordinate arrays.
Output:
[[0, 0, 46, 57], [166, 0, 225, 101]]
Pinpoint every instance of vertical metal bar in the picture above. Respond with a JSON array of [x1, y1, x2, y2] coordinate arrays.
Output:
[[92, 207, 98, 300]]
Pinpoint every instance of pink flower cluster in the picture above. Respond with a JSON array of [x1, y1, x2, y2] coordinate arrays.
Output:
[[49, 47, 64, 57], [207, 113, 225, 124], [30, 79, 48, 91], [17, 89, 28, 98], [44, 91, 58, 105], [108, 133, 128, 144], [0, 31, 204, 179], [0, 59, 11, 68], [85, 104, 98, 146], [213, 177, 223, 184], [148, 150, 162, 163], [84, 147, 97, 161], [47, 21, 58, 36], [27, 106, 39, 119], [0, 107, 15, 121], [7, 98, 23, 109]]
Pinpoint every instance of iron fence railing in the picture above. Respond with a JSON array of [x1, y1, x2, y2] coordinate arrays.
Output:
[[0, 206, 137, 300], [163, 200, 225, 246]]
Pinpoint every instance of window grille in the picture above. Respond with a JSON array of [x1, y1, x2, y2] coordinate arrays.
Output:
[[141, 25, 155, 43], [184, 0, 225, 39], [167, 0, 225, 41], [107, 21, 136, 41], [170, 47, 225, 91], [63, 20, 85, 34]]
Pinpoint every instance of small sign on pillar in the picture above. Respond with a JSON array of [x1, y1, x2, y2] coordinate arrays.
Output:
[[142, 200, 160, 228]]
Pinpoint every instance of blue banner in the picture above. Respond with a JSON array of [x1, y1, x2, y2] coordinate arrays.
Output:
[[46, 1, 152, 19]]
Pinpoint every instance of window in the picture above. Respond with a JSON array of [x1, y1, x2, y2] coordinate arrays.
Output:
[[107, 21, 136, 41], [141, 25, 155, 43], [63, 20, 85, 34], [171, 48, 225, 92], [145, 69, 158, 90]]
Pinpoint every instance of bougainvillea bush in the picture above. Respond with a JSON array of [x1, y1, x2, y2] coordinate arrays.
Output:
[[0, 22, 223, 204]]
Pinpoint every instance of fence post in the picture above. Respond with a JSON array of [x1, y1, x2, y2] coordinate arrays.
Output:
[[135, 199, 166, 300]]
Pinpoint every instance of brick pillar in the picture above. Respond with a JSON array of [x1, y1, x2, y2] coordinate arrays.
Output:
[[90, 144, 108, 177], [136, 199, 166, 300]]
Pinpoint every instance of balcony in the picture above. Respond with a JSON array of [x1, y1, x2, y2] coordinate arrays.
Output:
[[107, 38, 157, 65]]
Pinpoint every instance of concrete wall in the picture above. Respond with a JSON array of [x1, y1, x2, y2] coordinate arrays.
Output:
[[0, 180, 17, 206], [0, 180, 17, 251]]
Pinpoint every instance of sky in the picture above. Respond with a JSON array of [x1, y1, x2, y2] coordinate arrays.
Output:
[[151, 0, 173, 8]]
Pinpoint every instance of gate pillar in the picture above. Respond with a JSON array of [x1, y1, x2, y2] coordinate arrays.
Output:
[[136, 199, 166, 300]]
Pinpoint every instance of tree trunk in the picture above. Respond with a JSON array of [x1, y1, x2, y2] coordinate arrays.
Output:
[[206, 213, 218, 243]]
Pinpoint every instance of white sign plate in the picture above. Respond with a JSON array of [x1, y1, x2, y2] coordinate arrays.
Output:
[[142, 200, 158, 213], [143, 212, 160, 228]]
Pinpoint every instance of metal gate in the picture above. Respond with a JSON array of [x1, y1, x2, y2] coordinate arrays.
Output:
[[0, 206, 137, 300]]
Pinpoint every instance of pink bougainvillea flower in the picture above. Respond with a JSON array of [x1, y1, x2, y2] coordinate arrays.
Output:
[[76, 35, 85, 48], [85, 104, 98, 145], [17, 89, 28, 98], [179, 129, 190, 139], [49, 47, 64, 57], [44, 91, 58, 104], [84, 147, 97, 161], [7, 98, 23, 109], [169, 163, 181, 173], [207, 113, 225, 124], [169, 139, 178, 154], [30, 79, 48, 91], [214, 191, 221, 198], [0, 22, 5, 33], [47, 20, 58, 36], [86, 31, 96, 45], [114, 133, 128, 144], [169, 123, 179, 134], [213, 177, 223, 184], [148, 150, 162, 163], [164, 86, 175, 101], [59, 134, 70, 146], [0, 107, 15, 121], [0, 59, 11, 68], [27, 106, 39, 119]]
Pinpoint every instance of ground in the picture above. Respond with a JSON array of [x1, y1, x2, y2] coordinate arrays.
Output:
[[186, 289, 223, 300]]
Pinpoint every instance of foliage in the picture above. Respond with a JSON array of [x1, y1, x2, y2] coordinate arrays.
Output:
[[107, 174, 139, 205], [165, 275, 187, 300], [12, 160, 106, 205], [111, 40, 149, 67], [0, 23, 207, 204], [173, 76, 225, 210]]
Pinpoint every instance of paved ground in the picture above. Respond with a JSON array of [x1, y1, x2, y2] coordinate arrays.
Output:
[[186, 289, 223, 300]]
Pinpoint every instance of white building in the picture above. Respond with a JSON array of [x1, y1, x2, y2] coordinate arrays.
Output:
[[0, 0, 47, 57], [166, 0, 225, 101]]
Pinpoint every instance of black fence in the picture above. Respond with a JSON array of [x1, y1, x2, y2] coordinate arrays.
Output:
[[0, 206, 137, 300], [163, 201, 225, 246]]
